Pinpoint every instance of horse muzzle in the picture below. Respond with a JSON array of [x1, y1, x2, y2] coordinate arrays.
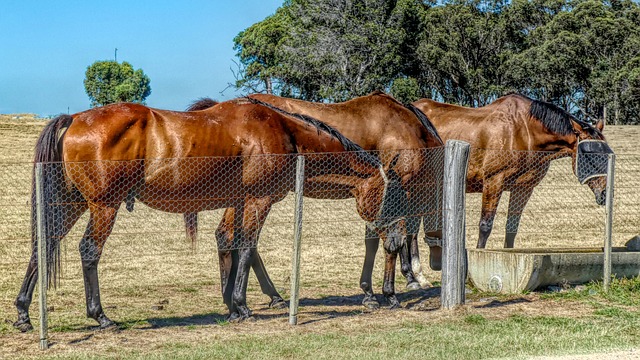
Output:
[[593, 188, 606, 206], [383, 229, 405, 253]]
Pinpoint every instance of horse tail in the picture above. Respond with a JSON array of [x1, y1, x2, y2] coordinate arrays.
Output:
[[404, 103, 443, 146], [32, 114, 74, 288]]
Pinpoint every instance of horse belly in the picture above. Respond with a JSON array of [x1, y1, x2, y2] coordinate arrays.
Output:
[[136, 158, 243, 213]]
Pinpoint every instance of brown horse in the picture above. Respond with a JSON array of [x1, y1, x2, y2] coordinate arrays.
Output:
[[14, 98, 410, 330], [413, 93, 613, 255], [184, 92, 444, 309]]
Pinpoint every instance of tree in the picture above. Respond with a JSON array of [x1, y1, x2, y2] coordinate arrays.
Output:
[[279, 0, 423, 101], [84, 61, 151, 107], [233, 7, 292, 94], [232, 0, 427, 101], [233, 0, 640, 123], [417, 0, 513, 106], [390, 76, 421, 103], [504, 0, 640, 123]]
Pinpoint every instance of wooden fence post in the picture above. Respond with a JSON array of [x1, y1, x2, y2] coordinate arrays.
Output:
[[603, 153, 615, 292], [441, 140, 470, 309]]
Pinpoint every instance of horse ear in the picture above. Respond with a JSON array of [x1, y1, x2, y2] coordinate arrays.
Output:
[[595, 118, 605, 132]]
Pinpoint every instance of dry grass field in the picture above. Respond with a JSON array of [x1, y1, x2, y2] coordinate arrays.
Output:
[[0, 114, 639, 359]]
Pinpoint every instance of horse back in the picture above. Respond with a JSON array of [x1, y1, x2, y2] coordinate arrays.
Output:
[[414, 97, 530, 150], [414, 96, 565, 192], [250, 93, 434, 151]]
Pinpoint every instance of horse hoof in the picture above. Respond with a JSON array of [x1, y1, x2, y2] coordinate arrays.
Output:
[[406, 281, 421, 291], [386, 295, 402, 309], [96, 314, 116, 330], [363, 298, 380, 310], [100, 323, 118, 331], [269, 298, 288, 310], [13, 320, 33, 333], [227, 312, 242, 323]]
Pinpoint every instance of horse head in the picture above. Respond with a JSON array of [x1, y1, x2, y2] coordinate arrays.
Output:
[[570, 118, 613, 205], [351, 155, 409, 253]]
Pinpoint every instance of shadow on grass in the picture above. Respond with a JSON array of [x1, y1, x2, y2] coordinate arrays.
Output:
[[141, 287, 442, 328], [298, 286, 440, 308], [474, 297, 533, 308]]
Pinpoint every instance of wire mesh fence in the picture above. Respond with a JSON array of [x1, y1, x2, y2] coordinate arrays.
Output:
[[0, 146, 637, 335], [461, 149, 619, 250]]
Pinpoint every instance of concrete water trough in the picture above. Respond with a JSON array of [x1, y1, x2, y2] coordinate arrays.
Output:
[[467, 247, 640, 293]]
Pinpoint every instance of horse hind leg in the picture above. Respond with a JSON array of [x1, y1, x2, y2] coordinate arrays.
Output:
[[220, 213, 284, 309], [79, 203, 119, 329], [184, 212, 198, 249], [231, 197, 274, 321], [216, 208, 239, 315], [14, 199, 87, 332]]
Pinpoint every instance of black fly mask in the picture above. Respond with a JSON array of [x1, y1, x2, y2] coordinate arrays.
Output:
[[575, 139, 614, 184]]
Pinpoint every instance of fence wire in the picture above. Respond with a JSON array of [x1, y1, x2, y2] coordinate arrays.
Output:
[[462, 149, 618, 249], [1, 147, 637, 331]]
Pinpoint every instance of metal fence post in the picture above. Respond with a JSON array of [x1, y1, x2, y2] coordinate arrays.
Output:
[[441, 140, 470, 309], [35, 163, 48, 350], [289, 155, 305, 325], [603, 153, 615, 292]]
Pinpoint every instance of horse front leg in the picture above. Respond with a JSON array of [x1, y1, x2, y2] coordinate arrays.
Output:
[[80, 203, 118, 329], [399, 229, 418, 290], [360, 225, 380, 309], [382, 249, 400, 309], [403, 213, 431, 288], [505, 186, 534, 248], [478, 183, 504, 248]]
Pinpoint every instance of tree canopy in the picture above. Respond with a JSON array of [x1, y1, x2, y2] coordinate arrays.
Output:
[[233, 0, 640, 124], [84, 61, 151, 107]]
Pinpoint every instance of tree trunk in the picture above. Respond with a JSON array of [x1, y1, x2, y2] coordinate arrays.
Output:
[[265, 77, 273, 95]]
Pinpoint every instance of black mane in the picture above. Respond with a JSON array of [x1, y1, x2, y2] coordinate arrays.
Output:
[[405, 103, 443, 145], [528, 97, 600, 137], [245, 97, 381, 168], [186, 98, 218, 111]]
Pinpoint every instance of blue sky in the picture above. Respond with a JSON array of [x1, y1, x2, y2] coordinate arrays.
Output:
[[0, 0, 282, 116]]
